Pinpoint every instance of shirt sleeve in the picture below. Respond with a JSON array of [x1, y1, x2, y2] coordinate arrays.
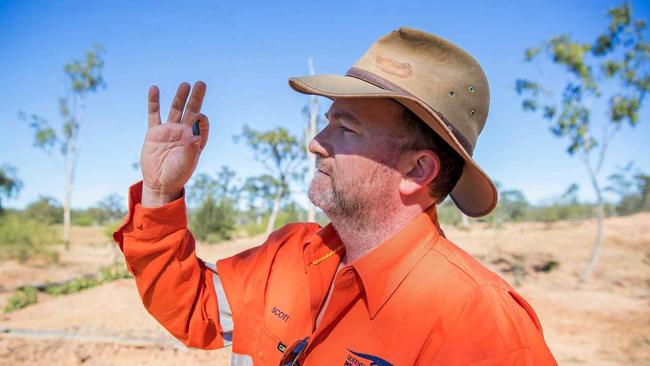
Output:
[[415, 284, 558, 366], [112, 181, 233, 349]]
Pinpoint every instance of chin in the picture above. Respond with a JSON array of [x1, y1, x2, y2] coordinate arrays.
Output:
[[308, 178, 333, 211]]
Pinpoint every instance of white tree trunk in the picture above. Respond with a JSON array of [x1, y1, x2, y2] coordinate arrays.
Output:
[[265, 185, 285, 237], [461, 213, 469, 228], [63, 146, 73, 249], [63, 95, 83, 250], [306, 57, 319, 223], [580, 158, 605, 283]]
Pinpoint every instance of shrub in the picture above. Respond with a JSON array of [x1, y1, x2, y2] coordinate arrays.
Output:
[[4, 286, 38, 313], [103, 220, 123, 239], [437, 200, 463, 226], [23, 196, 63, 224], [46, 264, 131, 296], [0, 213, 59, 263], [3, 264, 133, 313], [72, 214, 94, 227], [189, 197, 235, 243]]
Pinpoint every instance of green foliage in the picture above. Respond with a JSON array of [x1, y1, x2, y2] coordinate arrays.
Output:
[[235, 125, 305, 215], [236, 126, 305, 174], [0, 213, 59, 263], [480, 183, 531, 227], [274, 202, 307, 227], [3, 264, 132, 313], [4, 286, 38, 313], [21, 45, 106, 156], [190, 197, 236, 243], [0, 164, 22, 211], [240, 217, 267, 237], [437, 199, 463, 226], [188, 166, 239, 243], [64, 44, 106, 93], [94, 194, 125, 223], [19, 45, 106, 247], [239, 203, 308, 236], [516, 3, 648, 156], [24, 196, 63, 224], [103, 220, 123, 240], [45, 276, 98, 296], [73, 194, 126, 226], [606, 163, 650, 215], [72, 214, 94, 227], [45, 264, 131, 296], [243, 174, 283, 212], [526, 203, 593, 223], [98, 264, 132, 282]]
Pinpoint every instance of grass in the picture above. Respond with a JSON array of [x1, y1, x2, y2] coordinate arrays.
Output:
[[4, 286, 38, 313], [0, 213, 60, 264], [3, 263, 132, 313]]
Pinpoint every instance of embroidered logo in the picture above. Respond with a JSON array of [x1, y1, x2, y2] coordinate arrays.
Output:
[[376, 55, 412, 78], [344, 349, 393, 366]]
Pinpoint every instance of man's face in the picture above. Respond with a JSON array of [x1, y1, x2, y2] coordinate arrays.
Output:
[[307, 98, 408, 221]]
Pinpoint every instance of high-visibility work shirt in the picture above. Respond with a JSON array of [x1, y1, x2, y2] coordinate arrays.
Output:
[[113, 181, 557, 366]]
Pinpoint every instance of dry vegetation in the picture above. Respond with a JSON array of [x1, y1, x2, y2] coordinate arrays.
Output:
[[0, 213, 648, 365]]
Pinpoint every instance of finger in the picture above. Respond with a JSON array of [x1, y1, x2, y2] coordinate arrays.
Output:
[[186, 113, 210, 148], [180, 114, 209, 170], [148, 85, 161, 128], [166, 82, 191, 123], [196, 113, 209, 150], [181, 81, 207, 126]]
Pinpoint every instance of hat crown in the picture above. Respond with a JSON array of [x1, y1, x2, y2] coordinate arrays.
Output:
[[349, 27, 490, 151]]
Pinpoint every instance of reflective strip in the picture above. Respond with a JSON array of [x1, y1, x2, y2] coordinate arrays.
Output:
[[203, 260, 233, 346], [231, 353, 254, 366]]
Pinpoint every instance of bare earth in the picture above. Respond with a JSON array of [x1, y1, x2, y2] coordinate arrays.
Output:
[[0, 214, 648, 365]]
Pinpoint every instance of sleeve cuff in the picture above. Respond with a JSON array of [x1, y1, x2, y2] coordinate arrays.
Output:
[[112, 181, 187, 249]]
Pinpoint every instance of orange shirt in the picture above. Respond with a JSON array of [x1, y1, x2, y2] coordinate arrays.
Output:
[[114, 181, 557, 365]]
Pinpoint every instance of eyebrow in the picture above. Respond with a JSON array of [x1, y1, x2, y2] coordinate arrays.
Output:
[[326, 110, 361, 126]]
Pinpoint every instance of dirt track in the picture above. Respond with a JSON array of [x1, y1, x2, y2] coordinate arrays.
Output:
[[1, 214, 649, 365]]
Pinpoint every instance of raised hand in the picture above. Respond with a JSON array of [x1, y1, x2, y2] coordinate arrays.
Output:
[[140, 81, 210, 207]]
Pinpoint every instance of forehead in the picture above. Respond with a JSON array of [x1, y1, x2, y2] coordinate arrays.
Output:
[[326, 98, 404, 133]]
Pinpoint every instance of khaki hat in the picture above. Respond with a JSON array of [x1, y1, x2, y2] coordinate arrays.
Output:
[[288, 26, 498, 217]]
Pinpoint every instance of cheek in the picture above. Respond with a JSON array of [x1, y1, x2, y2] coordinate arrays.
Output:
[[334, 155, 391, 183]]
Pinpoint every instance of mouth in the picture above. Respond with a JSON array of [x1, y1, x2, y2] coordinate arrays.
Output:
[[316, 168, 330, 176]]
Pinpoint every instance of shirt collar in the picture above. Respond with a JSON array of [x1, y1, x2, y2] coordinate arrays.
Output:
[[352, 204, 442, 318], [302, 223, 344, 274], [303, 204, 443, 318]]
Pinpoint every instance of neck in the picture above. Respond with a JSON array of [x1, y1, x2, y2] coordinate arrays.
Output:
[[329, 204, 427, 265]]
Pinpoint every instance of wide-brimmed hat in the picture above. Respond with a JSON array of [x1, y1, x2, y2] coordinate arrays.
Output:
[[288, 26, 497, 217]]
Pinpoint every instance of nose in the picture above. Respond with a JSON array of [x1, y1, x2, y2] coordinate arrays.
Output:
[[308, 128, 331, 158]]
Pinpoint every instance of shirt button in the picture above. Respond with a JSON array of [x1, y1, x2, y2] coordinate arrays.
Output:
[[136, 222, 143, 230], [257, 351, 264, 359]]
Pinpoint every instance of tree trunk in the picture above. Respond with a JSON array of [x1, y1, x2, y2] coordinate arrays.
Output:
[[265, 185, 285, 237], [461, 213, 469, 228], [306, 57, 318, 223], [63, 148, 73, 250], [580, 199, 605, 282], [63, 95, 83, 250], [580, 165, 605, 283]]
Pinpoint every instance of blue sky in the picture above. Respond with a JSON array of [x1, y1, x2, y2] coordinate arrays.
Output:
[[1, 0, 649, 209]]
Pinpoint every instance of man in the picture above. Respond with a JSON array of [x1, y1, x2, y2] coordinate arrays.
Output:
[[113, 27, 557, 365]]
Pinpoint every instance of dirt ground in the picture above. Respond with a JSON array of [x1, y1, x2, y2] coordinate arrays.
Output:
[[0, 213, 648, 365]]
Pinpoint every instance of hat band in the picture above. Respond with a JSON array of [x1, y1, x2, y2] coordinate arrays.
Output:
[[345, 67, 474, 155]]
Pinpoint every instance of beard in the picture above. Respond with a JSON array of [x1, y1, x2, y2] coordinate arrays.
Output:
[[308, 168, 363, 219], [308, 156, 396, 226]]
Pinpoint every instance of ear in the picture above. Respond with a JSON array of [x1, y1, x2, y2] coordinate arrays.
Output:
[[399, 150, 441, 196]]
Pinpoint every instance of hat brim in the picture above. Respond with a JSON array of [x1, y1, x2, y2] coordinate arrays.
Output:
[[289, 74, 498, 218]]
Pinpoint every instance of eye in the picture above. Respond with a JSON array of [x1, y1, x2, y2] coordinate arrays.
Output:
[[338, 124, 355, 134]]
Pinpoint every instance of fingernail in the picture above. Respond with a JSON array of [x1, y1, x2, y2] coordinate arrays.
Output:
[[192, 120, 200, 136]]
